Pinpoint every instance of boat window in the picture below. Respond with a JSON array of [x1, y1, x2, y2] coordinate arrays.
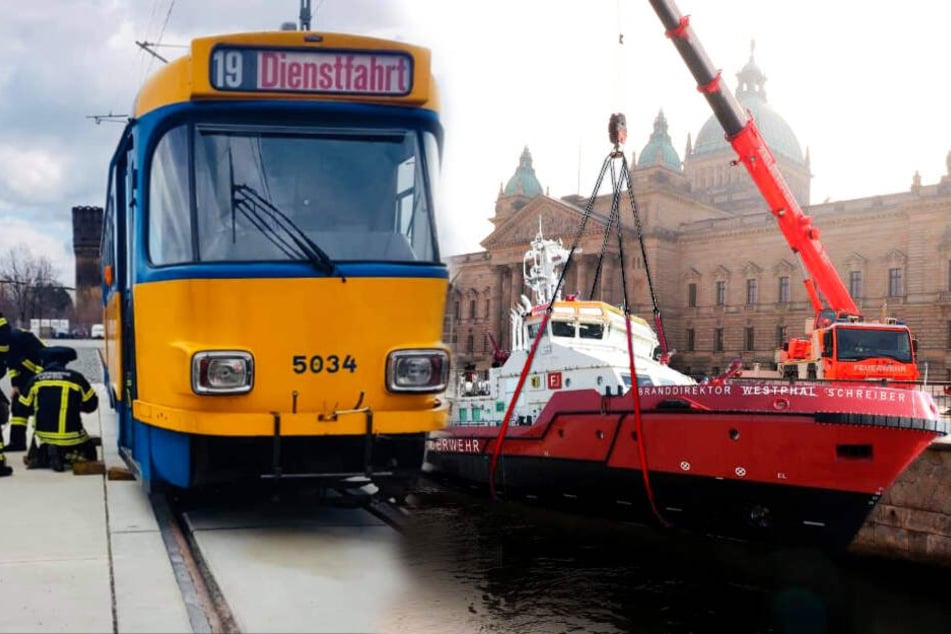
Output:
[[579, 322, 604, 339], [551, 320, 576, 338], [526, 323, 546, 341], [622, 373, 654, 387]]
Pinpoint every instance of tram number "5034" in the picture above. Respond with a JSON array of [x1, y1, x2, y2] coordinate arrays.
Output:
[[292, 355, 357, 374]]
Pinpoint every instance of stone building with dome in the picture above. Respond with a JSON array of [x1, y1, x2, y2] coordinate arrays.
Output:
[[445, 47, 951, 381]]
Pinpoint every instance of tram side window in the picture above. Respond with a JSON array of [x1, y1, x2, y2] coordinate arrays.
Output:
[[149, 126, 193, 265], [100, 170, 116, 280], [393, 132, 438, 261]]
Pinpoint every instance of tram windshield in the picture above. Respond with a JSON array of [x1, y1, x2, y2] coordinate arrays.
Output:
[[148, 124, 439, 265]]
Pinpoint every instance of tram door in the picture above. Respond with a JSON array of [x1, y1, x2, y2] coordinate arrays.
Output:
[[104, 136, 137, 454]]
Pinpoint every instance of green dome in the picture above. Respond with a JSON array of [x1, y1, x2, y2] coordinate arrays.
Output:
[[693, 46, 804, 165], [503, 146, 544, 197], [638, 110, 682, 171]]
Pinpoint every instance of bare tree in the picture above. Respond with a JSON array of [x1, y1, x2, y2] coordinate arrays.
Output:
[[0, 244, 66, 328]]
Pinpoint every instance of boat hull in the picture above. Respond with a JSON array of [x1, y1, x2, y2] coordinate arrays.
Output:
[[427, 385, 946, 548]]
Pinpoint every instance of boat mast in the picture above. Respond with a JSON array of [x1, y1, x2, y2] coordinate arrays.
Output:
[[522, 218, 571, 306]]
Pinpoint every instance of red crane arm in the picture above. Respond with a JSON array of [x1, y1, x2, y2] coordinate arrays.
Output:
[[649, 1, 860, 317]]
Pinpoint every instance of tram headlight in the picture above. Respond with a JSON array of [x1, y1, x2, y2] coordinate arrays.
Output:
[[192, 351, 254, 395], [386, 349, 449, 393]]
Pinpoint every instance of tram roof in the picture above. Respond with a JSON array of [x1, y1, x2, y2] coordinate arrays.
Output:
[[134, 31, 439, 117]]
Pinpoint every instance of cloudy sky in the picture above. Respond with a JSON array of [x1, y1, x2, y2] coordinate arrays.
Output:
[[2, 1, 950, 288]]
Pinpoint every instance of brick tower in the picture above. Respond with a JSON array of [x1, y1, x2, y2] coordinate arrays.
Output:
[[72, 205, 103, 332]]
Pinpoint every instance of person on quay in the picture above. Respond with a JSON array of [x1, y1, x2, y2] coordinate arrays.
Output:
[[3, 328, 46, 452], [12, 346, 98, 472], [0, 381, 11, 477], [1, 311, 16, 474]]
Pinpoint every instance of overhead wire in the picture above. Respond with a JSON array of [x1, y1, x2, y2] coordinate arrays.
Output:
[[136, 0, 163, 87], [144, 0, 177, 78]]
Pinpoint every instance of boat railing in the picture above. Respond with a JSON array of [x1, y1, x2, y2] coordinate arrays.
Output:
[[452, 371, 492, 398]]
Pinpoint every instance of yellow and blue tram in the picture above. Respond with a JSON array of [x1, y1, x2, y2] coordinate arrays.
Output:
[[100, 30, 449, 492]]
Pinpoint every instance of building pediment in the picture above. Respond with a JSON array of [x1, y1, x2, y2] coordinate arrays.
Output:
[[742, 261, 763, 277], [712, 264, 731, 280], [884, 249, 907, 265], [481, 196, 608, 250], [682, 267, 702, 281], [843, 252, 867, 270], [772, 258, 795, 275]]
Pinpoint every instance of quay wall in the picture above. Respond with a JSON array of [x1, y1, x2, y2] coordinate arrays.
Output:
[[850, 437, 951, 566]]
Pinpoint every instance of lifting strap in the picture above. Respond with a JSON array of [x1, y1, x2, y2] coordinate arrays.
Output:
[[489, 114, 670, 529]]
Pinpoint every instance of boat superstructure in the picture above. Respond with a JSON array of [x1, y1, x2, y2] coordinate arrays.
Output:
[[449, 226, 695, 428]]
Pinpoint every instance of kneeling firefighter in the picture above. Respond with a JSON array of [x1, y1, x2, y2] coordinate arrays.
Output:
[[4, 328, 46, 452], [12, 346, 99, 472]]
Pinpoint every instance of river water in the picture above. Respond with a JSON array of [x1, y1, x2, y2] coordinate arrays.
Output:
[[65, 343, 951, 633], [400, 482, 951, 634]]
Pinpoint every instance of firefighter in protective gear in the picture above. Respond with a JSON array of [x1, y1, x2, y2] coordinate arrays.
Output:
[[13, 346, 97, 472], [1, 311, 16, 473], [0, 310, 10, 365], [4, 328, 46, 452]]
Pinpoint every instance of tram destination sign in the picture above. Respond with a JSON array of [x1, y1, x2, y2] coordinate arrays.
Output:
[[209, 46, 414, 96]]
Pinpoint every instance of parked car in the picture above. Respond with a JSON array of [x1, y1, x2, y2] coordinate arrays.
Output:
[[91, 324, 105, 339]]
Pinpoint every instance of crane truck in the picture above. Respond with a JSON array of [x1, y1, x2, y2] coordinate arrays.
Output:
[[647, 0, 919, 383]]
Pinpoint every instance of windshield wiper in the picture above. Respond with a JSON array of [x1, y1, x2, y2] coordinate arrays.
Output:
[[231, 183, 345, 281]]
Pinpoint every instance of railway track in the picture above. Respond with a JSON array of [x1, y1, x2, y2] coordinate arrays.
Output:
[[152, 482, 411, 633]]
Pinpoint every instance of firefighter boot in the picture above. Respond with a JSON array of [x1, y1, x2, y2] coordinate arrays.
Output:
[[0, 442, 11, 477], [47, 445, 65, 473], [5, 424, 27, 452]]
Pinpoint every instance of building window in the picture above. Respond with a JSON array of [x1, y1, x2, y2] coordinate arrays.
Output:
[[714, 328, 724, 352], [778, 276, 790, 303], [453, 300, 460, 321], [746, 279, 757, 305], [888, 268, 903, 297], [469, 299, 477, 319], [776, 325, 787, 347], [466, 334, 474, 354], [849, 270, 862, 299], [483, 333, 489, 354], [688, 283, 697, 307], [948, 260, 951, 292], [744, 327, 755, 351], [686, 328, 695, 352], [485, 299, 491, 319], [716, 281, 726, 306], [947, 321, 951, 348]]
